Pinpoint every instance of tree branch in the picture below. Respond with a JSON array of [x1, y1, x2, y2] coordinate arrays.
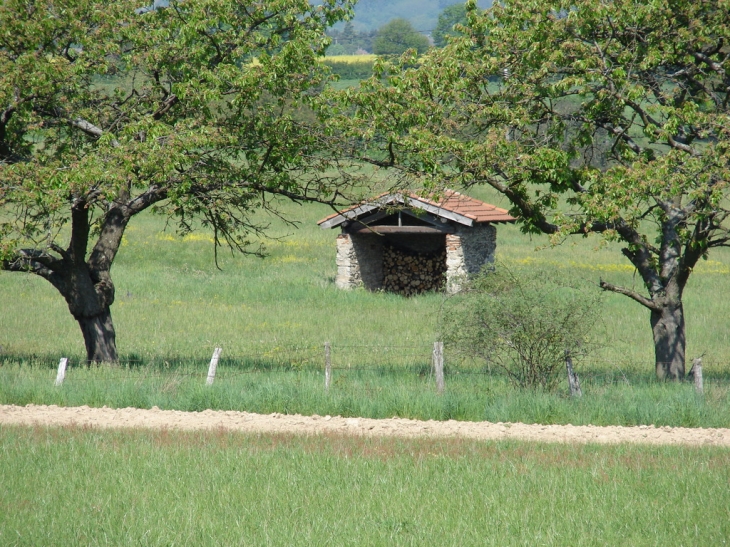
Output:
[[2, 252, 65, 293], [601, 122, 643, 156], [87, 186, 169, 274], [690, 49, 725, 75], [483, 168, 560, 234], [152, 94, 178, 120], [69, 118, 120, 148], [126, 185, 168, 215], [599, 279, 660, 311], [11, 248, 64, 271]]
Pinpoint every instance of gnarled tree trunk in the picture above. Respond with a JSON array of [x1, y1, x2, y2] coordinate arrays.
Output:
[[2, 186, 167, 363], [77, 307, 118, 363], [60, 263, 118, 364], [600, 272, 688, 381], [651, 301, 686, 380], [3, 200, 133, 363]]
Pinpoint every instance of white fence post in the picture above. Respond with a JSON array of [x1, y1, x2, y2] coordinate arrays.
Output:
[[692, 357, 704, 395], [206, 348, 222, 386], [324, 342, 332, 391], [54, 358, 68, 387], [565, 350, 582, 398], [433, 342, 444, 395]]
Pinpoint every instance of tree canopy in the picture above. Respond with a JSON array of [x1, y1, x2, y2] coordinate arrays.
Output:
[[332, 0, 730, 379], [432, 3, 468, 47], [327, 21, 376, 54], [372, 18, 430, 55], [0, 0, 355, 362]]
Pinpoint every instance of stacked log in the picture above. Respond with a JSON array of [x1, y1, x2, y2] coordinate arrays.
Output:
[[382, 244, 446, 296]]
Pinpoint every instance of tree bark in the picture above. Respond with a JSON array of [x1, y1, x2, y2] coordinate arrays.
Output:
[[62, 264, 118, 364], [600, 276, 688, 381], [650, 302, 686, 380], [77, 308, 118, 363]]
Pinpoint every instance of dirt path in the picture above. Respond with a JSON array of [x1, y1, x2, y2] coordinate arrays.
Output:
[[1, 404, 729, 447]]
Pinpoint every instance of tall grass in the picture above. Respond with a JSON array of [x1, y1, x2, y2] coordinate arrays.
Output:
[[1, 426, 728, 546], [2, 360, 729, 427]]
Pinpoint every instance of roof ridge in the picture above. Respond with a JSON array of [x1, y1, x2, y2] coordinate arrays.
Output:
[[317, 189, 515, 227]]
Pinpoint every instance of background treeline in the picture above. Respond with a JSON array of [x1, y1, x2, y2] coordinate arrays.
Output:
[[326, 2, 479, 60], [327, 22, 376, 55], [345, 0, 492, 32]]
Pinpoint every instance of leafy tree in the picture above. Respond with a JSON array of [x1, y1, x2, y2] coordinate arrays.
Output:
[[0, 0, 354, 362], [440, 266, 601, 390], [333, 0, 730, 380], [327, 21, 376, 54], [373, 18, 430, 55], [432, 3, 467, 47]]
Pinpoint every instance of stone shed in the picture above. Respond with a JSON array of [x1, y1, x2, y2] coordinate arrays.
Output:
[[317, 190, 515, 295]]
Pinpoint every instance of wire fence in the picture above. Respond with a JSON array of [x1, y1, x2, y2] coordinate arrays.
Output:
[[2, 342, 721, 394]]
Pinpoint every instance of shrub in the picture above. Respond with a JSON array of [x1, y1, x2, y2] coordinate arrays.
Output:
[[440, 265, 602, 391]]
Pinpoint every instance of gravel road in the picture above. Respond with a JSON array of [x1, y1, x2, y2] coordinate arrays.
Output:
[[2, 404, 729, 447]]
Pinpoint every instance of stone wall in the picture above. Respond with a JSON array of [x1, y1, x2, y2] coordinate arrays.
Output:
[[445, 224, 497, 293], [336, 224, 497, 293], [335, 233, 384, 290]]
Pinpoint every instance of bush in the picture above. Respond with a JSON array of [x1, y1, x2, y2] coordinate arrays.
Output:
[[440, 265, 602, 391]]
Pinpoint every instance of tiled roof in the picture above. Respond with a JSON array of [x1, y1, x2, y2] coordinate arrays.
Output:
[[429, 190, 515, 223], [317, 190, 515, 228]]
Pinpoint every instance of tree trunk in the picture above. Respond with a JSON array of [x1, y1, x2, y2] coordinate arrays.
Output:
[[77, 307, 118, 363], [650, 302, 685, 380], [3, 192, 165, 365]]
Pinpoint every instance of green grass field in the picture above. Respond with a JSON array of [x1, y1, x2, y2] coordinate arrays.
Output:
[[2, 168, 729, 547], [1, 426, 728, 546], [2, 186, 729, 364]]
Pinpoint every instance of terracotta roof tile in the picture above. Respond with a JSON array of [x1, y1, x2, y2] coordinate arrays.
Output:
[[425, 190, 515, 223], [317, 189, 515, 227]]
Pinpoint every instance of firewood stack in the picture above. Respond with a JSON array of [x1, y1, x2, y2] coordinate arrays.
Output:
[[382, 244, 446, 296]]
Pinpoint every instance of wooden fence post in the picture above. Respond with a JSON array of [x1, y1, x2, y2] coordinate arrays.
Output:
[[54, 357, 68, 387], [691, 357, 704, 395], [565, 350, 582, 398], [324, 342, 332, 391], [206, 348, 222, 386], [433, 342, 444, 395]]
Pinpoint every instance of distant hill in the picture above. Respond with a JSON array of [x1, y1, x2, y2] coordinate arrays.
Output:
[[349, 0, 493, 33], [141, 1, 490, 38]]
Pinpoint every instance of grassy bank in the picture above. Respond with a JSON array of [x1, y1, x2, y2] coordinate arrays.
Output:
[[1, 426, 728, 546], [2, 361, 729, 428]]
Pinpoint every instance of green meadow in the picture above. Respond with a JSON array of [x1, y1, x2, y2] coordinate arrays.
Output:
[[2, 186, 729, 363], [1, 426, 728, 547]]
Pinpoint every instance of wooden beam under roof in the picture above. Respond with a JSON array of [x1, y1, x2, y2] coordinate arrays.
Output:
[[345, 225, 455, 235]]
